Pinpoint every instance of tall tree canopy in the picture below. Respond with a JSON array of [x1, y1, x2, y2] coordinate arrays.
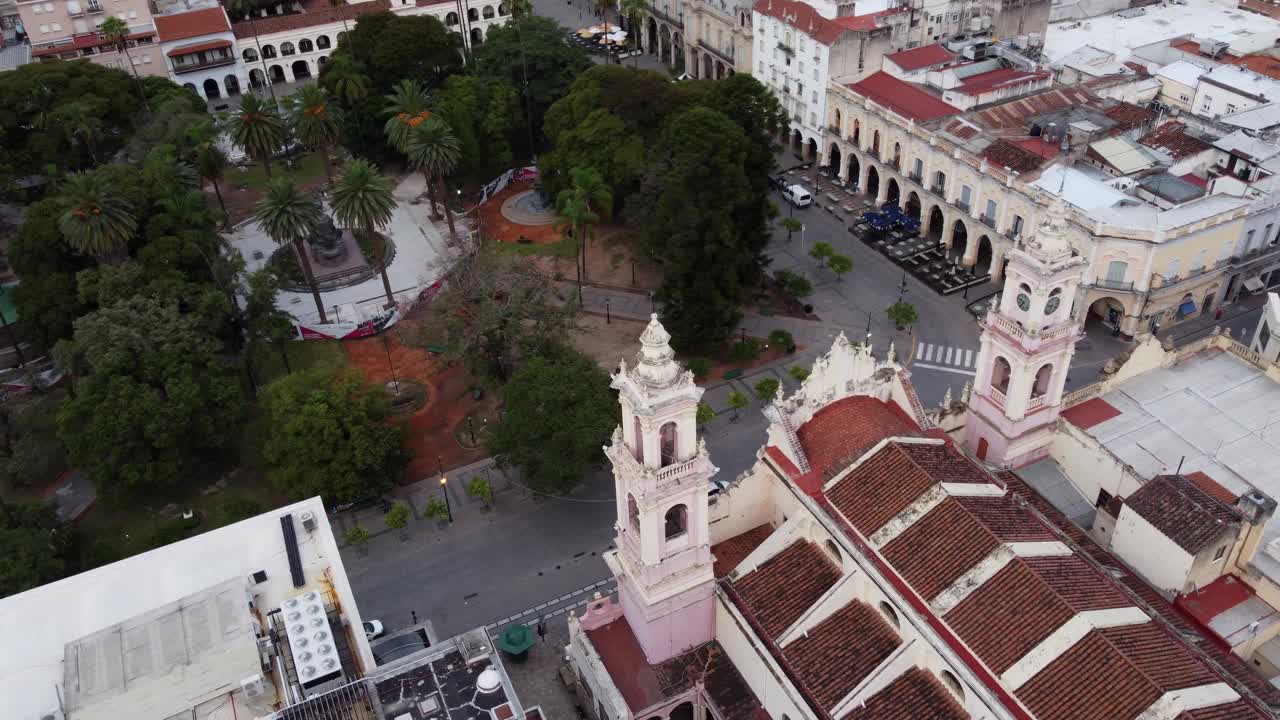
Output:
[[0, 498, 72, 599], [260, 367, 407, 504], [487, 346, 616, 494], [433, 74, 521, 185], [57, 297, 245, 502], [634, 107, 774, 350]]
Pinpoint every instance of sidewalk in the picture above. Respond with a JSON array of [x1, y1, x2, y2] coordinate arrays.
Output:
[[1159, 292, 1268, 345]]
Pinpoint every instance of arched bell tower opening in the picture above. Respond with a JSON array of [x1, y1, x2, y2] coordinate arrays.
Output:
[[603, 314, 718, 663], [964, 195, 1087, 468]]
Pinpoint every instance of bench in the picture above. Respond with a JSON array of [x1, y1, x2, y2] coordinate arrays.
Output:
[[723, 369, 744, 380], [425, 344, 447, 354]]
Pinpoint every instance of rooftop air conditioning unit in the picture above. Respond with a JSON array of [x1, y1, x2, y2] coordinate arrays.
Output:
[[241, 673, 266, 698], [300, 511, 317, 533], [282, 591, 342, 689], [1199, 38, 1229, 59]]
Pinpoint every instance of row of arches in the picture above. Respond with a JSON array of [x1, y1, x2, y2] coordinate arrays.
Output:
[[625, 495, 688, 541], [444, 2, 508, 24], [182, 57, 324, 100], [646, 17, 686, 71], [242, 34, 332, 62]]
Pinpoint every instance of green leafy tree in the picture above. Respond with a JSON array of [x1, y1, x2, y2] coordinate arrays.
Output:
[[809, 242, 834, 262], [696, 402, 715, 425], [423, 496, 449, 521], [781, 217, 802, 242], [508, 0, 533, 18], [344, 524, 371, 550], [788, 365, 810, 382], [555, 167, 612, 288], [0, 498, 72, 598], [384, 500, 410, 538], [254, 178, 327, 324], [467, 476, 494, 506], [686, 357, 712, 377], [57, 296, 245, 502], [227, 94, 285, 178], [57, 171, 137, 265], [727, 390, 749, 420], [619, 0, 647, 64], [887, 300, 919, 329], [638, 108, 772, 350], [187, 119, 230, 219], [261, 367, 408, 503], [244, 268, 299, 378], [487, 347, 616, 494], [827, 253, 853, 279], [51, 101, 104, 165], [433, 74, 519, 185], [0, 394, 67, 490], [383, 78, 432, 153], [754, 377, 780, 400], [331, 159, 397, 305], [405, 116, 462, 240], [774, 269, 812, 300], [768, 328, 794, 349], [321, 54, 370, 106], [289, 84, 342, 185]]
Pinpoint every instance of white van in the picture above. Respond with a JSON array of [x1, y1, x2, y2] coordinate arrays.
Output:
[[783, 184, 813, 208]]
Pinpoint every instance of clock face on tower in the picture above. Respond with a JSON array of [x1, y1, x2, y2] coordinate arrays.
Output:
[[1016, 293, 1031, 311], [1045, 296, 1061, 315]]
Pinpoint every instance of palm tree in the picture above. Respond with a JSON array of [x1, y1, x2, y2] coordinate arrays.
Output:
[[555, 167, 612, 293], [255, 179, 328, 324], [509, 0, 533, 19], [329, 0, 359, 60], [187, 119, 230, 220], [322, 55, 369, 107], [331, 159, 398, 306], [23, 84, 54, 131], [228, 94, 285, 179], [619, 0, 646, 66], [289, 85, 342, 185], [404, 117, 461, 241], [383, 79, 432, 154], [226, 0, 277, 103], [100, 16, 151, 116], [53, 102, 102, 165], [57, 172, 136, 264]]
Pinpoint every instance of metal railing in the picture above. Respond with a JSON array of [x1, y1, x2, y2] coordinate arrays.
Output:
[[697, 39, 733, 64], [649, 4, 684, 28], [979, 214, 996, 229], [172, 54, 236, 74], [954, 199, 970, 213], [929, 184, 946, 197], [1093, 278, 1135, 291]]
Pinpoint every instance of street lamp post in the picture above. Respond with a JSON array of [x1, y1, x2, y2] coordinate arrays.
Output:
[[440, 476, 453, 523], [382, 332, 400, 395], [605, 298, 611, 324], [466, 415, 476, 445]]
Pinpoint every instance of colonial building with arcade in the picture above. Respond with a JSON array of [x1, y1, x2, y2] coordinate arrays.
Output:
[[564, 207, 1280, 719]]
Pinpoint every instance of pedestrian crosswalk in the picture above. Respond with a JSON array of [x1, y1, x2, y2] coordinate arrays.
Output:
[[913, 342, 978, 376]]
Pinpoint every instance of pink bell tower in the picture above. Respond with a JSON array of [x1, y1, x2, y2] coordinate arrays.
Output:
[[603, 314, 718, 663], [965, 196, 1087, 468]]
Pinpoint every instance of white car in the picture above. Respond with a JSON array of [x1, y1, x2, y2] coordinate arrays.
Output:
[[783, 184, 813, 208], [362, 620, 385, 640]]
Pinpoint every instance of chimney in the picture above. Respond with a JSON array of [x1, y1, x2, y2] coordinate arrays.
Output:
[[1235, 490, 1276, 570]]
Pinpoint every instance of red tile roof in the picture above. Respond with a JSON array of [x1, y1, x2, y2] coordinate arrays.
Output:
[[945, 560, 1076, 673], [954, 68, 1051, 96], [1139, 121, 1213, 160], [795, 395, 920, 478], [1018, 630, 1163, 720], [1179, 700, 1273, 719], [844, 667, 967, 720], [1061, 396, 1121, 429], [712, 524, 773, 578], [751, 0, 848, 45], [833, 7, 909, 32], [31, 31, 155, 57], [982, 139, 1048, 174], [1024, 555, 1132, 611], [1104, 102, 1157, 133], [232, 0, 391, 39], [1101, 622, 1220, 690], [784, 601, 900, 710], [1124, 474, 1242, 554], [656, 642, 772, 719], [848, 72, 961, 123], [1177, 575, 1256, 630], [885, 43, 956, 71], [733, 540, 841, 638], [971, 87, 1102, 130], [584, 617, 667, 711], [154, 7, 230, 43], [1185, 471, 1240, 504], [881, 499, 1003, 599], [942, 118, 981, 140], [167, 38, 232, 57]]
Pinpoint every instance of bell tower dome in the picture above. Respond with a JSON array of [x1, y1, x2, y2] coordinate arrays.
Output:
[[604, 314, 718, 663], [964, 196, 1087, 468]]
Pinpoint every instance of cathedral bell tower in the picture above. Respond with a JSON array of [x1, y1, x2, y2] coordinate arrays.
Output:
[[964, 196, 1087, 468], [603, 314, 718, 663]]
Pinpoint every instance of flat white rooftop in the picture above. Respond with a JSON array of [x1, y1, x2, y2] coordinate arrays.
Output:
[[1081, 350, 1280, 580], [0, 496, 372, 720], [1044, 0, 1280, 63]]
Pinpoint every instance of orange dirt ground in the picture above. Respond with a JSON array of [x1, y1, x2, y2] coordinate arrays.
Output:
[[477, 179, 563, 244], [342, 332, 496, 482]]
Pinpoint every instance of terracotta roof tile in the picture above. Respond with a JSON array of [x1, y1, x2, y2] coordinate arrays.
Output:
[[844, 667, 967, 720], [232, 0, 390, 39], [1103, 102, 1156, 132], [166, 38, 232, 57], [954, 68, 1050, 95], [584, 617, 666, 711], [945, 560, 1075, 673], [751, 0, 848, 45], [656, 642, 771, 719], [954, 495, 1058, 542], [1124, 474, 1242, 554], [1061, 396, 1121, 430], [796, 396, 920, 478], [153, 7, 230, 43], [972, 87, 1102, 130], [832, 7, 909, 32], [733, 540, 841, 638], [848, 72, 961, 123], [1099, 623, 1218, 690], [1139, 122, 1213, 160], [981, 139, 1047, 174], [783, 601, 900, 710], [1018, 630, 1162, 720], [1023, 555, 1132, 611], [1185, 471, 1240, 505], [712, 524, 773, 578], [881, 498, 1001, 600], [885, 43, 956, 71]]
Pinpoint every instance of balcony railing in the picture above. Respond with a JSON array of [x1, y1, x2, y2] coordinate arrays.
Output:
[[1028, 393, 1047, 411], [697, 39, 733, 64], [954, 199, 971, 213], [649, 4, 684, 28], [1094, 278, 1135, 292], [87, 1, 103, 11], [979, 214, 996, 229], [929, 184, 945, 197], [172, 54, 236, 74], [990, 385, 1008, 409], [777, 41, 793, 55], [908, 171, 922, 182]]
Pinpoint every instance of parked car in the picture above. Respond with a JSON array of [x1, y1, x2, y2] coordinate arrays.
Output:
[[769, 174, 787, 190], [363, 620, 385, 640], [782, 184, 813, 208]]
